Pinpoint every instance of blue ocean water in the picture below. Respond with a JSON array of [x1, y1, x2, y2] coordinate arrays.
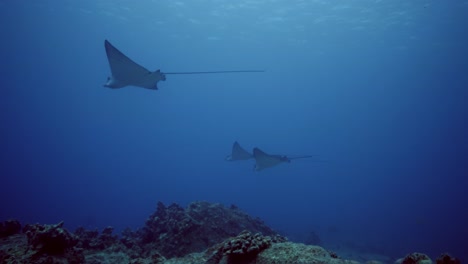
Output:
[[1, 0, 467, 261]]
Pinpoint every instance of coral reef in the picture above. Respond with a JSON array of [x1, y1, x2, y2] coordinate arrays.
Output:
[[23, 221, 78, 255], [139, 201, 278, 258], [1, 221, 84, 263], [74, 225, 122, 251], [396, 252, 433, 264], [328, 250, 340, 259], [174, 232, 353, 264], [0, 201, 462, 264], [436, 253, 461, 264], [0, 219, 21, 238], [221, 230, 272, 256], [0, 234, 27, 263], [204, 230, 286, 264], [256, 242, 359, 264]]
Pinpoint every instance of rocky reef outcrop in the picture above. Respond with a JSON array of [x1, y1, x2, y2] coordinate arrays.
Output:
[[164, 231, 356, 264], [436, 253, 461, 264], [0, 221, 84, 264], [167, 239, 357, 264], [74, 225, 120, 251], [0, 219, 21, 238], [256, 242, 358, 264], [396, 252, 433, 264], [204, 230, 286, 264], [0, 201, 463, 264], [24, 221, 78, 255], [138, 201, 279, 258]]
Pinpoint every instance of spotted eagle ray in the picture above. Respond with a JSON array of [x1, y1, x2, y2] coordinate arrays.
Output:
[[253, 147, 314, 171], [225, 141, 253, 161], [103, 39, 264, 89]]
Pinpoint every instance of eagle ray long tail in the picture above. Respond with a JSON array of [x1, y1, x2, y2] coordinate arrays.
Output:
[[164, 70, 264, 75]]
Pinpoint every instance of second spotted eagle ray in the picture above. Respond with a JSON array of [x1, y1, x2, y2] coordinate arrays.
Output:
[[253, 147, 315, 171], [225, 141, 253, 161], [225, 141, 315, 171]]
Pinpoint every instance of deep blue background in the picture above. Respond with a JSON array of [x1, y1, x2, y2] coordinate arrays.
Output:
[[1, 0, 467, 261]]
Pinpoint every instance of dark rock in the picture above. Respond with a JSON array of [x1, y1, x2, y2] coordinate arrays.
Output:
[[74, 225, 122, 252], [101, 226, 114, 236], [401, 252, 432, 264], [205, 230, 283, 264], [13, 221, 86, 263], [98, 226, 118, 248], [222, 230, 272, 258], [74, 227, 100, 249], [23, 221, 78, 255], [120, 227, 140, 250], [151, 252, 166, 263], [0, 250, 6, 263], [328, 250, 340, 259], [0, 219, 21, 238], [436, 253, 461, 264], [0, 232, 28, 263]]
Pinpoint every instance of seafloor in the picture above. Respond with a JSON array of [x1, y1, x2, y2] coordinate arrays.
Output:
[[0, 201, 460, 264]]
